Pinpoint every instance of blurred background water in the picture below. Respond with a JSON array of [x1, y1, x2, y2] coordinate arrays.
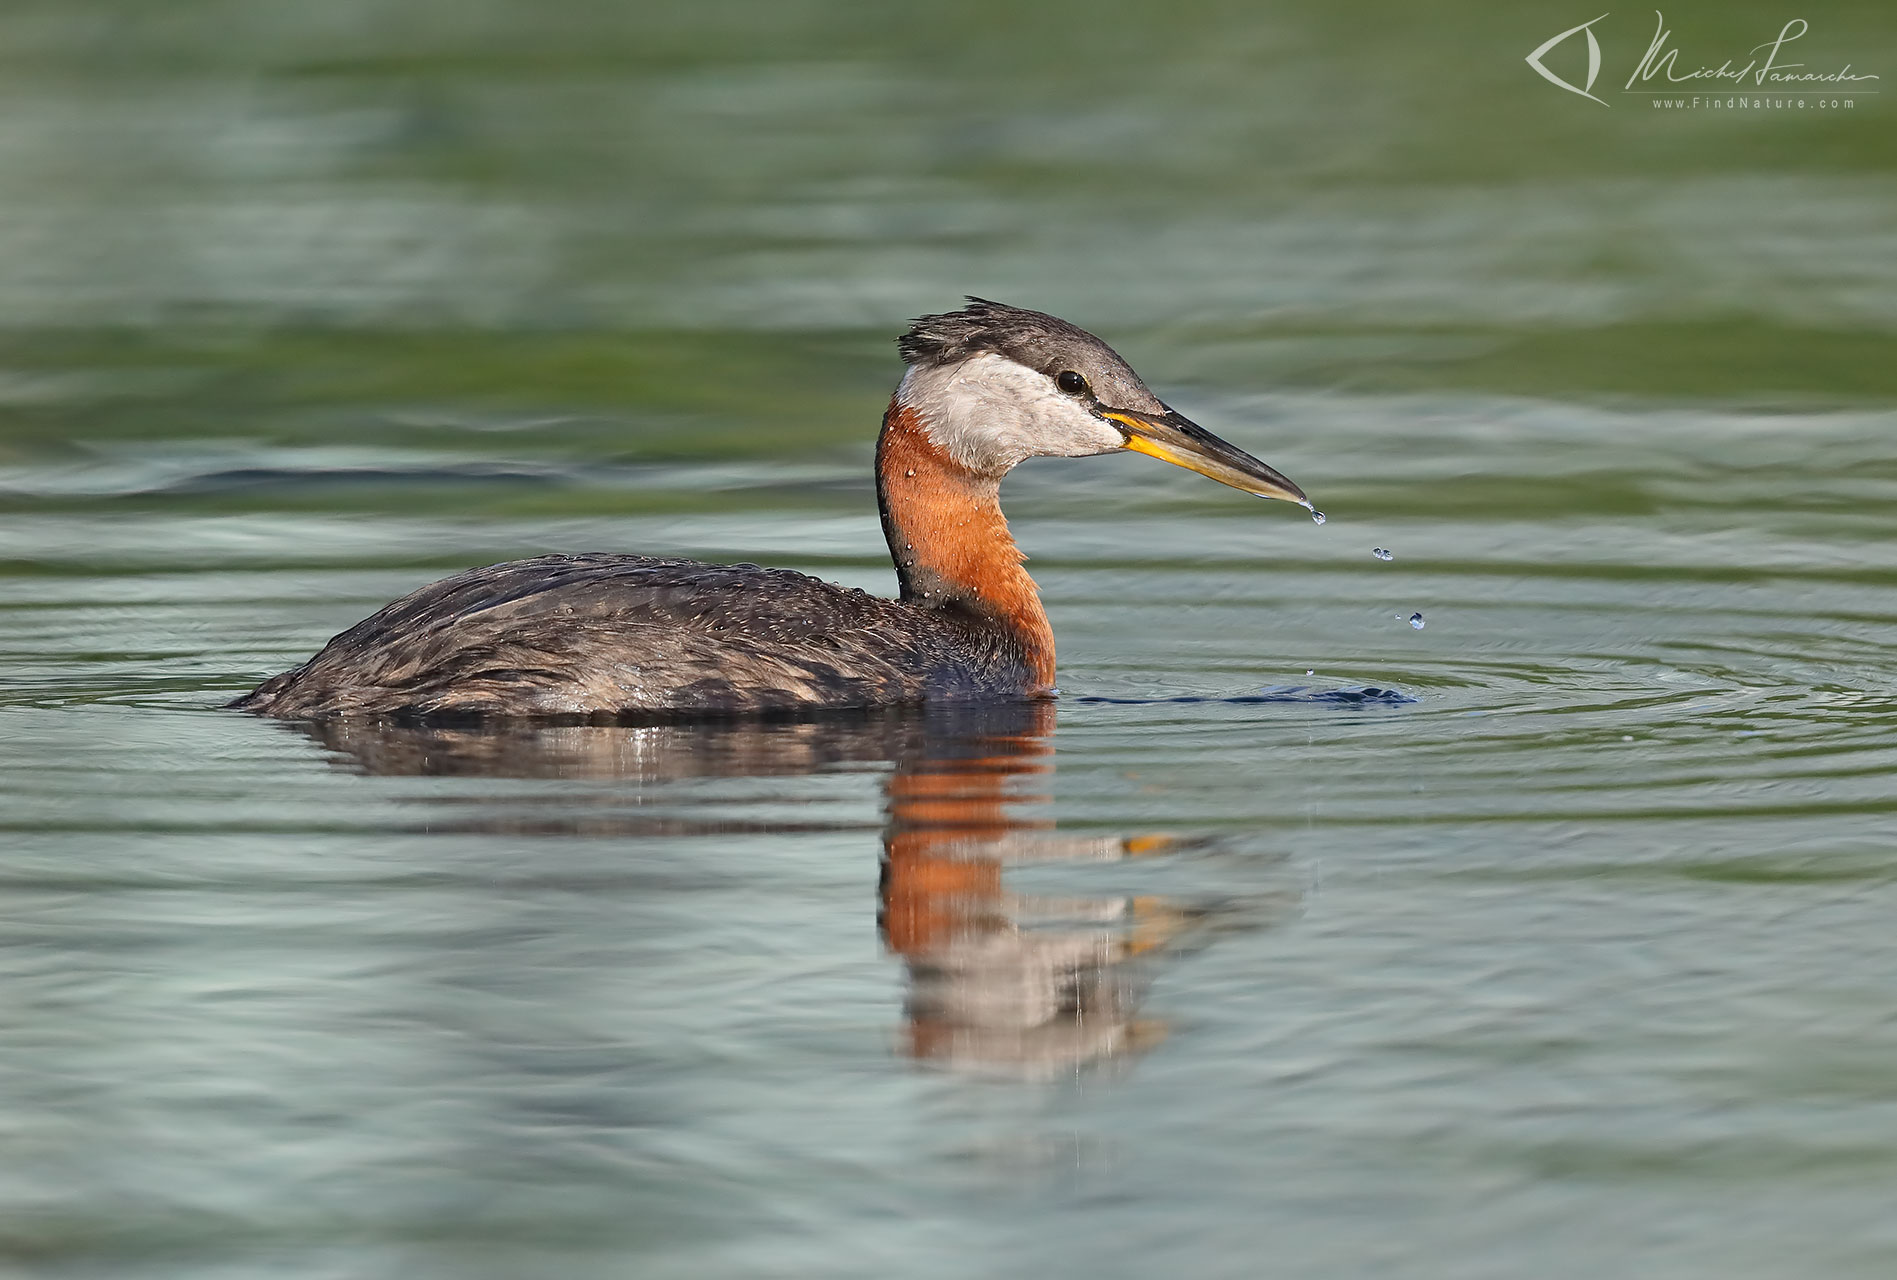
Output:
[[3, 1, 1897, 1276]]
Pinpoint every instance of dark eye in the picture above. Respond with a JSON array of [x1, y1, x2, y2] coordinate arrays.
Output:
[[1056, 370, 1088, 395]]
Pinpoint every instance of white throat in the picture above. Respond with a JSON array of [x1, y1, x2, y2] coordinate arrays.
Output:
[[896, 353, 1124, 477]]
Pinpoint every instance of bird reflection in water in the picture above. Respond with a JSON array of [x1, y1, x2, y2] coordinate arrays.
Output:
[[299, 704, 1289, 1079], [881, 705, 1200, 1077]]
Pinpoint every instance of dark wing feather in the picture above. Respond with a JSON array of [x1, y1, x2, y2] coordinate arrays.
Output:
[[233, 554, 1020, 720]]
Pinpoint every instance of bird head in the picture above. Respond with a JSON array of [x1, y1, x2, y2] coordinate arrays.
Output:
[[894, 298, 1310, 509]]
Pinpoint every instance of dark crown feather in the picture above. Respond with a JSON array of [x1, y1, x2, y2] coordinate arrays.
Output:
[[897, 297, 1103, 367]]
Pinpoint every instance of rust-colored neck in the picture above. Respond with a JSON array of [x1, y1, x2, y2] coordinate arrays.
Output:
[[875, 398, 1054, 690]]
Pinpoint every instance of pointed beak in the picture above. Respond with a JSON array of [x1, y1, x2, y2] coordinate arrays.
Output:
[[1101, 408, 1311, 509]]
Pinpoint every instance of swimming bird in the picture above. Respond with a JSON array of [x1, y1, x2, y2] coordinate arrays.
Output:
[[232, 300, 1311, 721]]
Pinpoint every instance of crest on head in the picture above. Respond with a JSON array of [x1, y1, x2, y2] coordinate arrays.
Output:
[[897, 298, 1167, 417], [885, 298, 1309, 509]]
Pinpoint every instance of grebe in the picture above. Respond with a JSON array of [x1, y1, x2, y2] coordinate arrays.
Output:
[[233, 300, 1311, 721]]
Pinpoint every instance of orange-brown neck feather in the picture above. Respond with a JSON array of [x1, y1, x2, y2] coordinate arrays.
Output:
[[875, 399, 1055, 690]]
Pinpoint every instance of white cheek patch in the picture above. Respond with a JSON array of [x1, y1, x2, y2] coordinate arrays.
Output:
[[899, 354, 1124, 475]]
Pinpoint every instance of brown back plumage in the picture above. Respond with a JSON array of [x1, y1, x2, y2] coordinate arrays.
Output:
[[232, 554, 1037, 721]]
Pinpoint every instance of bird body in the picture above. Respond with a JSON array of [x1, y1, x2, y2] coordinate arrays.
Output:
[[233, 301, 1309, 721], [235, 552, 1036, 718]]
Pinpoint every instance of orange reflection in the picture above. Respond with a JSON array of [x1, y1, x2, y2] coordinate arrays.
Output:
[[294, 706, 1268, 1080], [878, 704, 1187, 1077]]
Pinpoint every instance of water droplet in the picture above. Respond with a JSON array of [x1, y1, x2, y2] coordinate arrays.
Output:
[[1373, 547, 1393, 561], [904, 469, 915, 477], [1310, 510, 1326, 525], [1621, 734, 1634, 742], [1408, 612, 1425, 630]]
